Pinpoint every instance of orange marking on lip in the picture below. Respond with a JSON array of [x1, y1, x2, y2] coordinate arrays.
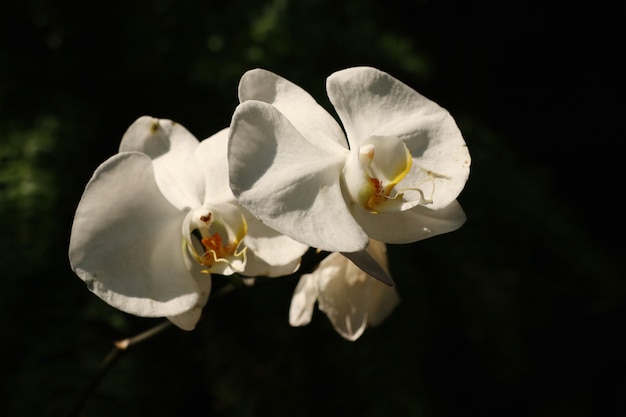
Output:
[[366, 177, 385, 211], [200, 232, 234, 266]]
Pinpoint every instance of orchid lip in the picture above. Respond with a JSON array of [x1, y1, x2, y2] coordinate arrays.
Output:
[[182, 203, 247, 275], [342, 135, 415, 214]]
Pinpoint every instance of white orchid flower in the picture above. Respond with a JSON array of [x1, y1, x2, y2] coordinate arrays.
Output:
[[289, 240, 399, 341], [228, 67, 471, 253], [69, 116, 308, 330]]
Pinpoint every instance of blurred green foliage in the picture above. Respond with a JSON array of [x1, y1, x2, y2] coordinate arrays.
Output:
[[1, 0, 624, 416]]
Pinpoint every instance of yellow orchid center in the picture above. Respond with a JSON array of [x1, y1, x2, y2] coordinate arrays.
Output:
[[342, 136, 413, 213], [182, 203, 247, 275], [200, 231, 239, 267]]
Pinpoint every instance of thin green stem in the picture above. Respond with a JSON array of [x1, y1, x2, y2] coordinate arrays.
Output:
[[113, 320, 172, 350], [65, 320, 172, 417]]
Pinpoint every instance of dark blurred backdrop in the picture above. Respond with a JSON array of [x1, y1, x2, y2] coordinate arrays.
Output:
[[1, 0, 625, 416]]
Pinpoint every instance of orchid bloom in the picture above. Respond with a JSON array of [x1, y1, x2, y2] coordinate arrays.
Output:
[[69, 116, 308, 330], [289, 240, 399, 341], [228, 67, 471, 253]]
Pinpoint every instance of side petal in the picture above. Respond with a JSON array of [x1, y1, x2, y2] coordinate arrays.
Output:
[[228, 100, 368, 252], [314, 253, 370, 341], [241, 210, 309, 277], [69, 152, 202, 318], [327, 67, 470, 210], [238, 68, 348, 153], [352, 200, 467, 244], [289, 274, 319, 327], [119, 116, 204, 210]]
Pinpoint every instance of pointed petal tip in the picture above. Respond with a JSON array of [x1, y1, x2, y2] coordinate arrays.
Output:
[[340, 251, 395, 287]]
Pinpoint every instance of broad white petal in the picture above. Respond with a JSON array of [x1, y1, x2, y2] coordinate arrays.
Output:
[[119, 116, 204, 210], [238, 69, 348, 153], [228, 100, 368, 252], [289, 274, 319, 327], [352, 200, 467, 244], [69, 152, 202, 317], [167, 269, 212, 330], [241, 211, 309, 277], [195, 128, 234, 205], [327, 67, 470, 210]]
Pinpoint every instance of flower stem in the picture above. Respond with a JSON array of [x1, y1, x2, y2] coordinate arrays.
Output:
[[65, 320, 172, 417], [113, 320, 172, 349]]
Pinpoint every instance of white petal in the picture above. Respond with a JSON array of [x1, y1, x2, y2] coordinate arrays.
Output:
[[289, 274, 319, 327], [352, 200, 467, 244], [238, 69, 348, 153], [167, 269, 212, 330], [195, 127, 308, 276], [195, 128, 234, 205], [69, 152, 202, 317], [361, 240, 400, 326], [167, 307, 202, 331], [228, 100, 368, 252], [314, 253, 370, 341], [241, 210, 309, 277], [119, 116, 204, 210], [367, 281, 400, 326], [327, 67, 470, 210], [291, 240, 399, 340]]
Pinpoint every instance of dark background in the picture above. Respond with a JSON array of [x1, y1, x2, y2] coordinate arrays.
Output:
[[1, 0, 624, 416]]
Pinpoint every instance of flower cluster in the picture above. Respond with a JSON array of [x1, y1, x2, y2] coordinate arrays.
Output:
[[69, 67, 470, 340]]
